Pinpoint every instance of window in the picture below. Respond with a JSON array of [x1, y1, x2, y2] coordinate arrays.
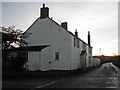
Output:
[[77, 39, 79, 48], [55, 52, 59, 60], [73, 37, 80, 48]]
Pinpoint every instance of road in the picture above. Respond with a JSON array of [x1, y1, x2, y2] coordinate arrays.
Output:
[[3, 63, 120, 89], [38, 63, 119, 89]]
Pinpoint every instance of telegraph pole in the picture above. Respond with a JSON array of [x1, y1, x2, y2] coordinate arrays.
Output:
[[100, 48, 101, 55]]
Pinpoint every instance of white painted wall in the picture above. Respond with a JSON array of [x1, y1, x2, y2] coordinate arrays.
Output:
[[93, 58, 100, 67], [70, 36, 81, 70], [85, 44, 93, 68], [23, 18, 71, 70], [23, 17, 93, 71], [87, 45, 93, 68], [28, 51, 41, 71], [86, 45, 89, 68], [40, 46, 51, 71], [80, 42, 87, 69]]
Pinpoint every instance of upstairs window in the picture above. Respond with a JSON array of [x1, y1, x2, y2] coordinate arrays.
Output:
[[73, 37, 79, 48], [55, 52, 59, 60], [77, 39, 79, 48]]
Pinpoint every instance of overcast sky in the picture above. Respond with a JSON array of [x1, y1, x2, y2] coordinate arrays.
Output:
[[1, 1, 118, 56]]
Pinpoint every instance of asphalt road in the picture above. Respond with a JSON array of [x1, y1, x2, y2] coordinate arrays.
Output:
[[3, 62, 120, 89], [37, 63, 119, 89]]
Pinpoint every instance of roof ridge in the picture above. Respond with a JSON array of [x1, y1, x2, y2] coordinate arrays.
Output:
[[48, 17, 92, 47]]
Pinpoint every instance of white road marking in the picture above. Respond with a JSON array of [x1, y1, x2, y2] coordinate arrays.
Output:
[[30, 64, 120, 89], [30, 77, 67, 89], [36, 78, 66, 88]]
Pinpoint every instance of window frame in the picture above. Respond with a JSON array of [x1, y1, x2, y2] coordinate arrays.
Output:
[[55, 52, 59, 60]]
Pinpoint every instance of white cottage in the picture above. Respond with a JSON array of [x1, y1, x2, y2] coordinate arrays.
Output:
[[22, 4, 93, 71]]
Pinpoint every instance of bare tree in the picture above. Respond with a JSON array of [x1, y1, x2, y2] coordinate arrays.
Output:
[[1, 26, 27, 71]]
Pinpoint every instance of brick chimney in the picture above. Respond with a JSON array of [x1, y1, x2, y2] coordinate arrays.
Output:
[[88, 31, 90, 46], [75, 29, 78, 37], [40, 4, 49, 19], [61, 22, 68, 30]]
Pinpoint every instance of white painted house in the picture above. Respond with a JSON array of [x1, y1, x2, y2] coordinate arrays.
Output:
[[22, 4, 93, 71]]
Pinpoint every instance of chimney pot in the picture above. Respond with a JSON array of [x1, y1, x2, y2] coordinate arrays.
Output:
[[88, 31, 90, 46], [43, 4, 45, 8], [40, 4, 49, 19], [75, 29, 78, 37], [61, 22, 68, 30]]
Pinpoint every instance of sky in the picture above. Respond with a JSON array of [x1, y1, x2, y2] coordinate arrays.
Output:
[[1, 1, 119, 56]]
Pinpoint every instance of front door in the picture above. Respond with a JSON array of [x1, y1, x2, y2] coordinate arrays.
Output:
[[80, 54, 86, 69]]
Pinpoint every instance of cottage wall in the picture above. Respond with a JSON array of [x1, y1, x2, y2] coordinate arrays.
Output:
[[70, 36, 81, 70], [24, 18, 71, 71], [23, 17, 93, 71]]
